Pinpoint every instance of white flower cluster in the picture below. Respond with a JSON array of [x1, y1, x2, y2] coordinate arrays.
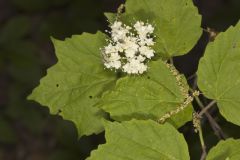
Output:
[[101, 21, 155, 74]]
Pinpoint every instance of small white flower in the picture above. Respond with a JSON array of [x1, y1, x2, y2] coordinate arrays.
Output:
[[125, 48, 136, 58], [104, 60, 121, 69], [146, 24, 154, 34], [139, 46, 154, 59], [137, 55, 146, 62], [111, 21, 122, 30], [109, 53, 121, 61], [101, 20, 155, 74], [123, 58, 147, 74], [111, 21, 130, 42], [134, 21, 154, 37]]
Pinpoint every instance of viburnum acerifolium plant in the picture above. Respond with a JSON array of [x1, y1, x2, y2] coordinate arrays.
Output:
[[28, 0, 240, 159]]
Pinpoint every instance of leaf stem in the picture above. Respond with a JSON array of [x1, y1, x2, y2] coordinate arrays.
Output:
[[195, 96, 226, 139], [198, 100, 216, 117], [193, 112, 207, 160], [199, 125, 207, 160]]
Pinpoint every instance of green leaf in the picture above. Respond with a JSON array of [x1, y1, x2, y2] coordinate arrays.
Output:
[[197, 22, 240, 126], [207, 139, 240, 160], [28, 32, 116, 137], [104, 13, 116, 24], [98, 60, 192, 128], [87, 120, 190, 160], [106, 0, 202, 58]]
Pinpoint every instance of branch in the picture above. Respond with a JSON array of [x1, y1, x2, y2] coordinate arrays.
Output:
[[199, 126, 207, 160], [195, 97, 226, 139], [193, 113, 207, 160], [198, 100, 216, 117]]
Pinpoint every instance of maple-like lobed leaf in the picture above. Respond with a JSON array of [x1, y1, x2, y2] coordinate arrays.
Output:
[[105, 0, 202, 58], [87, 120, 190, 160], [28, 32, 117, 137], [98, 60, 193, 128], [198, 22, 240, 126]]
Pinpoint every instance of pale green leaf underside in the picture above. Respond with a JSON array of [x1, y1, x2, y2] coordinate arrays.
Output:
[[28, 32, 116, 137], [207, 139, 240, 160], [104, 12, 116, 24], [197, 22, 240, 126], [99, 60, 193, 128], [87, 120, 190, 160], [106, 0, 202, 58]]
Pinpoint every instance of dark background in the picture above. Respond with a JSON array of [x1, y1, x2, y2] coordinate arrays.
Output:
[[0, 0, 240, 160]]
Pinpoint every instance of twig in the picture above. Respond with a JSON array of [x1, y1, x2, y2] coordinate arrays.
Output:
[[195, 96, 226, 139], [187, 73, 196, 81], [193, 113, 207, 160], [191, 74, 198, 91], [199, 126, 207, 160], [198, 100, 216, 117]]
